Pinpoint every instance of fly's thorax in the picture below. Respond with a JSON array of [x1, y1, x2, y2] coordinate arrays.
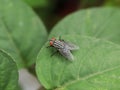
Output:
[[53, 40, 65, 49]]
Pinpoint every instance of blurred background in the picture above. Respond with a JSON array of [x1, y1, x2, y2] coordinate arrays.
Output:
[[22, 0, 120, 32]]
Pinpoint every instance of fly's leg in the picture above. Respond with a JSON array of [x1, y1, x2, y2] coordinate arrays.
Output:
[[59, 36, 64, 41], [51, 50, 58, 57], [46, 46, 51, 48], [47, 46, 58, 56], [46, 45, 54, 48], [59, 36, 62, 40]]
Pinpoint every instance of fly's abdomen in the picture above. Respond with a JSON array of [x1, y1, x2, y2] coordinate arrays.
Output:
[[53, 40, 64, 49]]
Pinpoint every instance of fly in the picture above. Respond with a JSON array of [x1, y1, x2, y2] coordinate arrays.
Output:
[[48, 37, 79, 61]]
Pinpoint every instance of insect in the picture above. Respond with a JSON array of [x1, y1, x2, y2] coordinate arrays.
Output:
[[48, 37, 79, 61]]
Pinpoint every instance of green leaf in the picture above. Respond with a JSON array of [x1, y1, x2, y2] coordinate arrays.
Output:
[[36, 35, 120, 89], [0, 50, 18, 90], [49, 7, 120, 44], [0, 0, 48, 68], [22, 0, 49, 7], [104, 0, 120, 6]]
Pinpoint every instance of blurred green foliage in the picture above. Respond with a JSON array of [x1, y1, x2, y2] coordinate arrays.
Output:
[[0, 0, 47, 68], [104, 0, 120, 6], [21, 0, 120, 31], [22, 0, 49, 7]]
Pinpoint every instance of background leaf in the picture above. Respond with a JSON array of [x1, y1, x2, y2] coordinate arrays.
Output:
[[0, 0, 47, 68], [36, 35, 120, 89], [22, 0, 49, 7], [49, 7, 120, 44], [0, 50, 18, 90]]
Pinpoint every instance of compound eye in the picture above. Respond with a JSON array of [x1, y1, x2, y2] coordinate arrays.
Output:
[[49, 41, 53, 46]]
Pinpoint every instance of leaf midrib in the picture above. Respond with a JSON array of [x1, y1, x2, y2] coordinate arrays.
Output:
[[2, 18, 25, 66], [55, 65, 120, 90]]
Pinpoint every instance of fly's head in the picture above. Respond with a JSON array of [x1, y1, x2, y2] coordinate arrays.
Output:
[[49, 37, 64, 49], [49, 37, 56, 46]]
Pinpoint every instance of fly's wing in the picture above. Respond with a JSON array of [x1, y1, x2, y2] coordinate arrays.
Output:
[[58, 48, 74, 61], [63, 41, 79, 50]]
